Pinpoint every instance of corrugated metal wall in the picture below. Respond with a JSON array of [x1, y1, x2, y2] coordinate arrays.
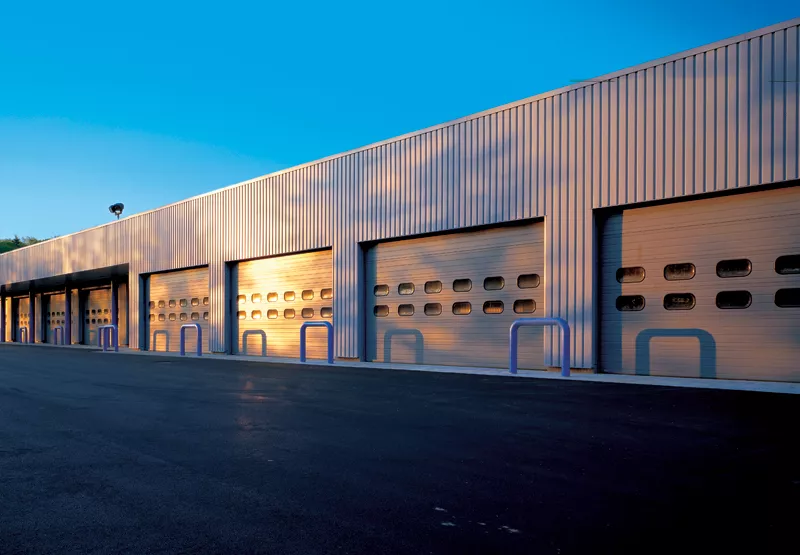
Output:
[[1, 19, 798, 366]]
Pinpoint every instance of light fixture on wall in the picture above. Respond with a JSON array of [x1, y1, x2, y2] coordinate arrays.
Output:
[[108, 203, 125, 220]]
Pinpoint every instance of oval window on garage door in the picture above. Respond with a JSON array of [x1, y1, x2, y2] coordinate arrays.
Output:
[[616, 267, 645, 283], [374, 305, 389, 317], [664, 293, 696, 310], [616, 295, 645, 311], [716, 290, 752, 309], [664, 263, 696, 281], [716, 259, 751, 278], [453, 279, 472, 293], [398, 304, 414, 316], [775, 255, 800, 275], [513, 299, 535, 314]]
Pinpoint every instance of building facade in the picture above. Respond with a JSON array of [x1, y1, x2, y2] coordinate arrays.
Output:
[[2, 19, 799, 381]]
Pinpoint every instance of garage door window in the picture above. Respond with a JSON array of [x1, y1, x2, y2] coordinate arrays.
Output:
[[181, 299, 189, 307], [616, 295, 645, 311], [158, 300, 166, 308], [664, 263, 696, 281], [775, 255, 800, 274], [374, 305, 389, 317], [180, 313, 188, 321], [302, 308, 314, 318], [321, 307, 333, 318], [302, 290, 314, 300], [616, 267, 645, 283], [321, 288, 333, 299], [251, 310, 262, 320], [453, 279, 472, 292], [716, 290, 752, 309], [284, 309, 295, 319], [251, 294, 262, 303], [191, 313, 200, 321], [267, 293, 278, 302], [513, 299, 535, 313], [284, 292, 295, 302], [716, 259, 751, 278], [169, 300, 176, 308], [203, 312, 209, 320], [484, 277, 504, 291], [169, 314, 176, 321], [191, 298, 200, 306], [424, 281, 442, 294], [483, 300, 504, 314], [237, 311, 246, 320], [374, 285, 389, 297], [399, 283, 415, 295], [203, 297, 209, 306], [452, 302, 471, 315], [158, 314, 166, 321], [267, 310, 278, 319], [663, 293, 696, 310], [424, 303, 442, 316], [398, 304, 415, 316], [517, 274, 541, 288], [774, 288, 800, 308]]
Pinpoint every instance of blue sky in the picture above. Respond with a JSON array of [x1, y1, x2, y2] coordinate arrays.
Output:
[[0, 0, 796, 238]]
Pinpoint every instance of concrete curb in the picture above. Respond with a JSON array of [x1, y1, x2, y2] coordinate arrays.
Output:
[[2, 342, 798, 395]]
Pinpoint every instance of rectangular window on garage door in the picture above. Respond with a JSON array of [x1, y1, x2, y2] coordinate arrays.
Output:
[[147, 267, 210, 354]]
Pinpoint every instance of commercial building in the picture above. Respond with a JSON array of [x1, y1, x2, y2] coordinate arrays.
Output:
[[2, 19, 799, 381]]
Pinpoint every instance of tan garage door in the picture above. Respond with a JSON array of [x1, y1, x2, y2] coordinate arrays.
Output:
[[366, 223, 545, 368], [232, 250, 333, 359], [44, 293, 67, 344], [600, 185, 800, 382], [147, 267, 210, 353], [14, 297, 30, 342], [84, 288, 111, 345], [2, 298, 8, 342]]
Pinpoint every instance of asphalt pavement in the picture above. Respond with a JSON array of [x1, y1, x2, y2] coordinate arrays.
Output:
[[0, 344, 796, 554]]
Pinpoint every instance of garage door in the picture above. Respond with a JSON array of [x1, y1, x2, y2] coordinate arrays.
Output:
[[600, 186, 800, 382], [14, 297, 30, 342], [232, 250, 333, 358], [44, 293, 67, 343], [2, 298, 8, 342], [84, 288, 111, 345], [366, 223, 545, 368], [147, 267, 210, 353]]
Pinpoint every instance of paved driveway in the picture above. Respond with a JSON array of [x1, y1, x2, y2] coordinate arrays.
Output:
[[0, 345, 795, 554]]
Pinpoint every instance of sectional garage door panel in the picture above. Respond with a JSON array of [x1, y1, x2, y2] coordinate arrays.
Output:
[[367, 223, 545, 369], [84, 288, 112, 345], [44, 294, 67, 343], [2, 298, 9, 342], [233, 250, 333, 359], [17, 298, 31, 341], [600, 186, 800, 382], [147, 267, 210, 353]]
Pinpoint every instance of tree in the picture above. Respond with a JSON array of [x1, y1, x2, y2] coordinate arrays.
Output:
[[0, 235, 47, 254]]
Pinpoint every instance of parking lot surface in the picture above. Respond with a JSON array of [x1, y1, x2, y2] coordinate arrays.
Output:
[[0, 345, 796, 554]]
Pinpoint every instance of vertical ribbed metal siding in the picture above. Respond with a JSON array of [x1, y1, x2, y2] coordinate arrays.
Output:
[[2, 20, 798, 367]]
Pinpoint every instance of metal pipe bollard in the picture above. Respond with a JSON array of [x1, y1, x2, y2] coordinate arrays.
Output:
[[299, 321, 334, 364], [242, 330, 267, 357], [180, 324, 202, 357], [509, 317, 571, 376]]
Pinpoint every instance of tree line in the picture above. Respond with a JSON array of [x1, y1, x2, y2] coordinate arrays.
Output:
[[0, 235, 44, 254]]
